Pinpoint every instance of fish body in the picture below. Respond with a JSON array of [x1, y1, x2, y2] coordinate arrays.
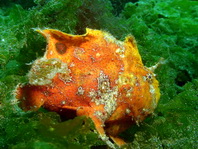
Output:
[[16, 28, 160, 148]]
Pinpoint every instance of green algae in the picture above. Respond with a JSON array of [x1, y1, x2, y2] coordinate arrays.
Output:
[[0, 0, 197, 148], [1, 112, 103, 149]]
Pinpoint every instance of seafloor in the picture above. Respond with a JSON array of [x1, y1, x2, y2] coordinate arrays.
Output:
[[0, 0, 197, 148]]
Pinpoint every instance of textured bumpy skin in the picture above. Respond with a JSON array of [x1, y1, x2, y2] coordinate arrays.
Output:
[[16, 28, 160, 148]]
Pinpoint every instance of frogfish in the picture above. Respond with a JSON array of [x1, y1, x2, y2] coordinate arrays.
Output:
[[15, 28, 161, 148]]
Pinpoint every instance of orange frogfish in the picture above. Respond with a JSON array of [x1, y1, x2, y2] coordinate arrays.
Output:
[[16, 28, 161, 148]]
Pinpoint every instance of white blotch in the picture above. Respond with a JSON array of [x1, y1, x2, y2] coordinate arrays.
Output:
[[28, 57, 71, 85], [61, 100, 66, 105]]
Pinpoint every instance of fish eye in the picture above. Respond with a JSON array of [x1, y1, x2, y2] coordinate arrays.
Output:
[[147, 74, 152, 79], [146, 73, 153, 83]]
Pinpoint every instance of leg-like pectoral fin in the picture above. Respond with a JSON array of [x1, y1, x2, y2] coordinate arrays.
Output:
[[109, 136, 126, 147], [76, 107, 117, 149]]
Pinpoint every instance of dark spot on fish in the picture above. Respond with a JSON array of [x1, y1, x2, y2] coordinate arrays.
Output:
[[55, 42, 66, 54], [146, 73, 153, 83]]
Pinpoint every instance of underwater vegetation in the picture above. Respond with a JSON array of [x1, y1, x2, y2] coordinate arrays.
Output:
[[0, 0, 197, 148]]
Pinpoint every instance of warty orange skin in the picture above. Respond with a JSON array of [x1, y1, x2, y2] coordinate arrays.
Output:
[[16, 28, 160, 148]]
